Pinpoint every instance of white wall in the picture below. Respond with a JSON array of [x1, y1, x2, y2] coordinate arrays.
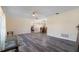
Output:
[[47, 8, 79, 41], [6, 17, 32, 35], [6, 17, 47, 35], [0, 7, 6, 50]]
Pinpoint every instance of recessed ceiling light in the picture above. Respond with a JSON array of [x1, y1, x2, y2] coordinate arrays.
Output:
[[32, 14, 35, 16]]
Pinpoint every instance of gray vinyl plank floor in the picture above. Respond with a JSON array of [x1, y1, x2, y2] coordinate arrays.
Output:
[[18, 33, 77, 52]]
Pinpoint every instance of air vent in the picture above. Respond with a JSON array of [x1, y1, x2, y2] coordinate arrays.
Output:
[[61, 33, 69, 38], [56, 13, 60, 15]]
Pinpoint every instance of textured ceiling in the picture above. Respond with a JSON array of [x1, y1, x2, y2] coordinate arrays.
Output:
[[2, 6, 79, 19]]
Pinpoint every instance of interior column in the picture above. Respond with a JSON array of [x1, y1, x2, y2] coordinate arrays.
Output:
[[0, 7, 6, 51]]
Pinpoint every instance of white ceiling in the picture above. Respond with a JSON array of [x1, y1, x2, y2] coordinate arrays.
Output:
[[2, 6, 79, 19]]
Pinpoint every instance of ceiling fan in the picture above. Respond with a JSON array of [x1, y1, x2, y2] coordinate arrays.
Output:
[[32, 9, 40, 19]]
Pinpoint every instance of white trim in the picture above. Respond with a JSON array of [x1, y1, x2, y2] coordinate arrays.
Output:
[[47, 33, 76, 42]]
